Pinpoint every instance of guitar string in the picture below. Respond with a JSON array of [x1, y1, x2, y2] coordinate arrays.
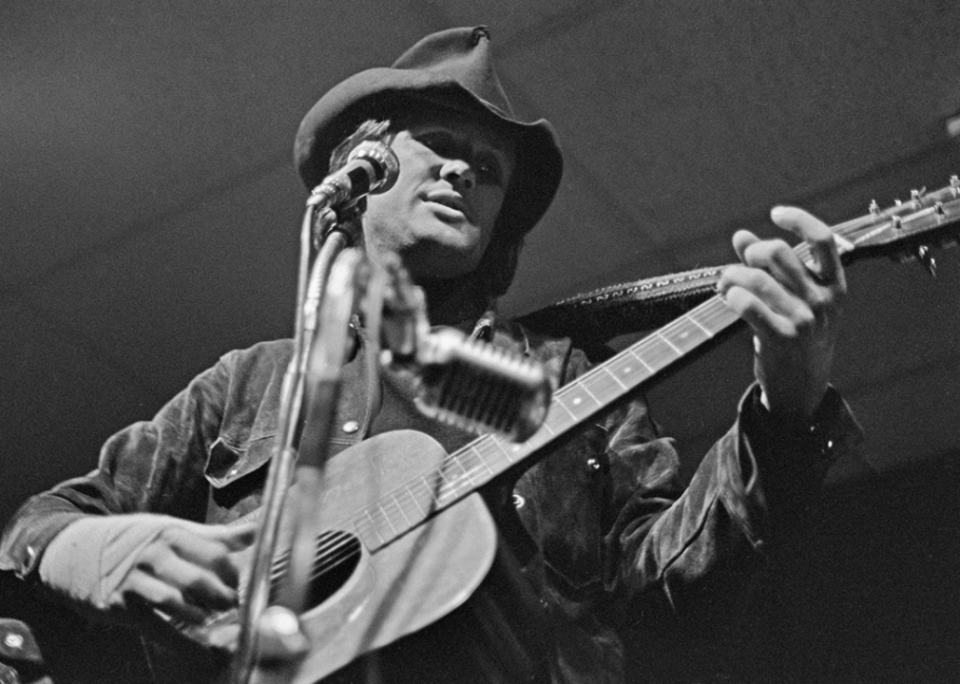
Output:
[[275, 209, 917, 585], [309, 196, 960, 583], [275, 247, 824, 582]]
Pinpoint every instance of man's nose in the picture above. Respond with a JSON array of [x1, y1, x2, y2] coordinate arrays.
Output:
[[440, 158, 475, 191]]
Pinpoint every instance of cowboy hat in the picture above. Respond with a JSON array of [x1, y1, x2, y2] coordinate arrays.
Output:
[[294, 26, 563, 238]]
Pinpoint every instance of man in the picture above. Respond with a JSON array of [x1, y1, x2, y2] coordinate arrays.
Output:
[[0, 26, 860, 684]]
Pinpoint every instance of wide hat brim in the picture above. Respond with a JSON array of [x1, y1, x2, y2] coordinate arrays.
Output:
[[293, 29, 563, 239]]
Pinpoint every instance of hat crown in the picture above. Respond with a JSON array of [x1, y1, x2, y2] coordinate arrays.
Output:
[[392, 26, 514, 118]]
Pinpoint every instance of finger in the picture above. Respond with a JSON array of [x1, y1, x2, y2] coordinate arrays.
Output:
[[719, 264, 811, 329], [731, 229, 760, 263], [172, 519, 257, 546], [162, 528, 241, 589], [122, 571, 208, 624], [738, 237, 815, 301], [770, 206, 845, 287], [216, 522, 258, 550], [720, 281, 808, 341], [165, 522, 256, 586], [733, 227, 823, 305], [807, 229, 846, 291], [138, 542, 239, 610]]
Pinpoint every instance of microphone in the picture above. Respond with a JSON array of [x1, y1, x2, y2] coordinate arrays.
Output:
[[378, 259, 552, 442], [309, 140, 400, 209], [413, 328, 552, 442]]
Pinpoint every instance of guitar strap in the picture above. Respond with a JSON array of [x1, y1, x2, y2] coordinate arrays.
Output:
[[516, 265, 726, 347]]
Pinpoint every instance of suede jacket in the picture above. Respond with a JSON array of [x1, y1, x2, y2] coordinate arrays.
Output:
[[0, 315, 863, 684]]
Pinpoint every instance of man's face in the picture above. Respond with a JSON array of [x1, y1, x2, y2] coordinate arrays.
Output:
[[362, 109, 516, 282]]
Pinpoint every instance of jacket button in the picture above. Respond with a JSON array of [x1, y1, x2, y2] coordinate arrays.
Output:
[[3, 633, 23, 650], [342, 421, 360, 434]]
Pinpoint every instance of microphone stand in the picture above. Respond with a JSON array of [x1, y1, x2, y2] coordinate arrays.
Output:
[[231, 193, 366, 684]]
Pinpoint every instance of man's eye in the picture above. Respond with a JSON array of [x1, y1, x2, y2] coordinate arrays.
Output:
[[419, 133, 451, 154], [476, 159, 503, 185]]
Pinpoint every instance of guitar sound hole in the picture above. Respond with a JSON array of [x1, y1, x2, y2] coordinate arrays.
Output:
[[304, 530, 362, 610], [268, 530, 363, 611]]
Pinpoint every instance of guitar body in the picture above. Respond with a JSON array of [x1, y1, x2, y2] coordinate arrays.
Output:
[[277, 430, 498, 684], [179, 430, 499, 684]]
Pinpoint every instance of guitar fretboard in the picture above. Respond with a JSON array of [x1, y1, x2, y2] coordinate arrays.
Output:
[[346, 296, 740, 551]]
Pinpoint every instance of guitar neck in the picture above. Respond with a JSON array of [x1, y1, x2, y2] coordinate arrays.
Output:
[[347, 177, 960, 552], [345, 294, 739, 551]]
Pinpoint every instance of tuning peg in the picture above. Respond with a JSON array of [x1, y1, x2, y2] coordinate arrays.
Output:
[[915, 244, 937, 277]]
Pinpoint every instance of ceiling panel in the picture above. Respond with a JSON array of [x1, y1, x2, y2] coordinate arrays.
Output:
[[502, 0, 960, 248], [24, 168, 305, 387], [0, 0, 449, 282]]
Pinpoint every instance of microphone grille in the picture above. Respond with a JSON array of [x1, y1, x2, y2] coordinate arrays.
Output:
[[348, 141, 400, 194], [416, 330, 552, 442]]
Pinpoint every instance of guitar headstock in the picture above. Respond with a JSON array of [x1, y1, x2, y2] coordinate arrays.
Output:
[[834, 175, 960, 275]]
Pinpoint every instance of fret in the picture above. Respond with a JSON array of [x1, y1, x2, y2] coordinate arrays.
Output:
[[579, 365, 627, 404], [437, 481, 469, 506], [605, 351, 654, 389], [555, 382, 602, 421], [655, 330, 683, 355], [534, 415, 557, 435], [518, 428, 552, 455], [394, 485, 427, 519], [685, 311, 714, 338], [688, 298, 733, 334], [357, 509, 385, 547], [381, 492, 413, 528], [375, 501, 399, 536], [439, 455, 470, 486], [473, 437, 515, 471], [465, 446, 496, 482], [542, 396, 577, 433], [634, 333, 681, 372], [454, 456, 489, 489], [454, 447, 482, 480], [660, 315, 712, 354], [436, 460, 472, 503], [413, 474, 443, 512]]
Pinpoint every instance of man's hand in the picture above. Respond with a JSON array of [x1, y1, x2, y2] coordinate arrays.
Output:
[[718, 206, 846, 420], [40, 513, 256, 626]]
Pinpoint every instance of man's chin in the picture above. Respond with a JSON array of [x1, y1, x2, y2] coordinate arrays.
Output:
[[400, 242, 483, 282]]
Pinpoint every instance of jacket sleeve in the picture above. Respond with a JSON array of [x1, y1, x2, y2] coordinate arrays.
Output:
[[514, 332, 862, 635], [0, 356, 231, 579], [603, 381, 863, 630]]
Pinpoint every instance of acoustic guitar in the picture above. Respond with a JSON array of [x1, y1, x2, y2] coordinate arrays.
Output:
[[171, 178, 960, 683]]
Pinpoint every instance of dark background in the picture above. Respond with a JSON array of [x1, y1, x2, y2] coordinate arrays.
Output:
[[2, 2, 958, 682]]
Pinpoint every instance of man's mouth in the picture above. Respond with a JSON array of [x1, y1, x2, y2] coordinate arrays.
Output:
[[424, 191, 469, 220]]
